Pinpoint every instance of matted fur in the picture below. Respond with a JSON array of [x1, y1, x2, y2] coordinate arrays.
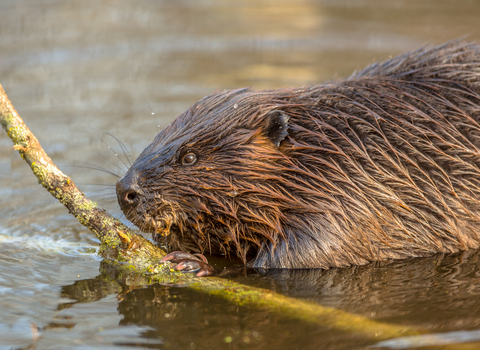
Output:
[[117, 41, 480, 269]]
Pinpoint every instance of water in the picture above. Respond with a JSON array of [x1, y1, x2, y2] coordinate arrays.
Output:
[[2, 0, 480, 349]]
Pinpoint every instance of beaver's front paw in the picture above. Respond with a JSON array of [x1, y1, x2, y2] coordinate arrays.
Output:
[[161, 251, 215, 277]]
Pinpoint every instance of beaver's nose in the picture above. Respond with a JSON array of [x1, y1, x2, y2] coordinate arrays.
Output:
[[116, 172, 143, 210]]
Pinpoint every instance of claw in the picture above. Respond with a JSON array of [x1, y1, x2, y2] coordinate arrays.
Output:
[[175, 260, 201, 272], [193, 253, 209, 264], [161, 251, 200, 263], [195, 269, 214, 277], [161, 251, 215, 277]]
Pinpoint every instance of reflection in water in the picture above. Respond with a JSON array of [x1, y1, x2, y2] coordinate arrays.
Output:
[[52, 252, 480, 349], [255, 251, 480, 329], [374, 330, 480, 349]]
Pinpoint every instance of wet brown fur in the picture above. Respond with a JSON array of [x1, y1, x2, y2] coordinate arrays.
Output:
[[118, 41, 480, 269]]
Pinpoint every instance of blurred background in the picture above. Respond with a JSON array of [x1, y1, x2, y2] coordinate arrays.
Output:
[[2, 0, 480, 349]]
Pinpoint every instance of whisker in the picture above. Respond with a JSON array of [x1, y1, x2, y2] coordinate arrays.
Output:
[[93, 129, 130, 171], [137, 87, 160, 129], [77, 183, 116, 187], [100, 131, 134, 167], [70, 164, 121, 178], [99, 154, 126, 175]]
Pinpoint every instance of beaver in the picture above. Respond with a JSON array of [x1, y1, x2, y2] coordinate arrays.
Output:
[[116, 41, 480, 275]]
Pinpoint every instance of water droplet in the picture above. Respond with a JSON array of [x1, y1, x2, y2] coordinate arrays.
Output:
[[233, 104, 238, 109]]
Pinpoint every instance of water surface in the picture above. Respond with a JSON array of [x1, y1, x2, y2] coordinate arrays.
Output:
[[2, 1, 480, 349]]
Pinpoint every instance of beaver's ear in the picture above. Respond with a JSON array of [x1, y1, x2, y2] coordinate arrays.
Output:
[[264, 110, 290, 147]]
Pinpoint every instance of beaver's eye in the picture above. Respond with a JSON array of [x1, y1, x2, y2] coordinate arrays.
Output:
[[182, 152, 197, 165]]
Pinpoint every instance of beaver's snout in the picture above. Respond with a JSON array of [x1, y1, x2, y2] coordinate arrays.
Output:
[[116, 171, 143, 212]]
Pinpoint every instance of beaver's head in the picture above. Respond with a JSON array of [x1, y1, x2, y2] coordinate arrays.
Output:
[[116, 88, 295, 261]]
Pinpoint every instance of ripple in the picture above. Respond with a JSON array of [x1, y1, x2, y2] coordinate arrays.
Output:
[[373, 329, 480, 349], [0, 232, 97, 257]]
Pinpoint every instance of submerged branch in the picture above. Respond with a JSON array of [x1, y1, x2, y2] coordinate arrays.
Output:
[[1, 83, 436, 344]]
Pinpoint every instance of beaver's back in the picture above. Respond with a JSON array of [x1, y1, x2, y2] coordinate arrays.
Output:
[[117, 42, 480, 269], [251, 42, 480, 268]]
